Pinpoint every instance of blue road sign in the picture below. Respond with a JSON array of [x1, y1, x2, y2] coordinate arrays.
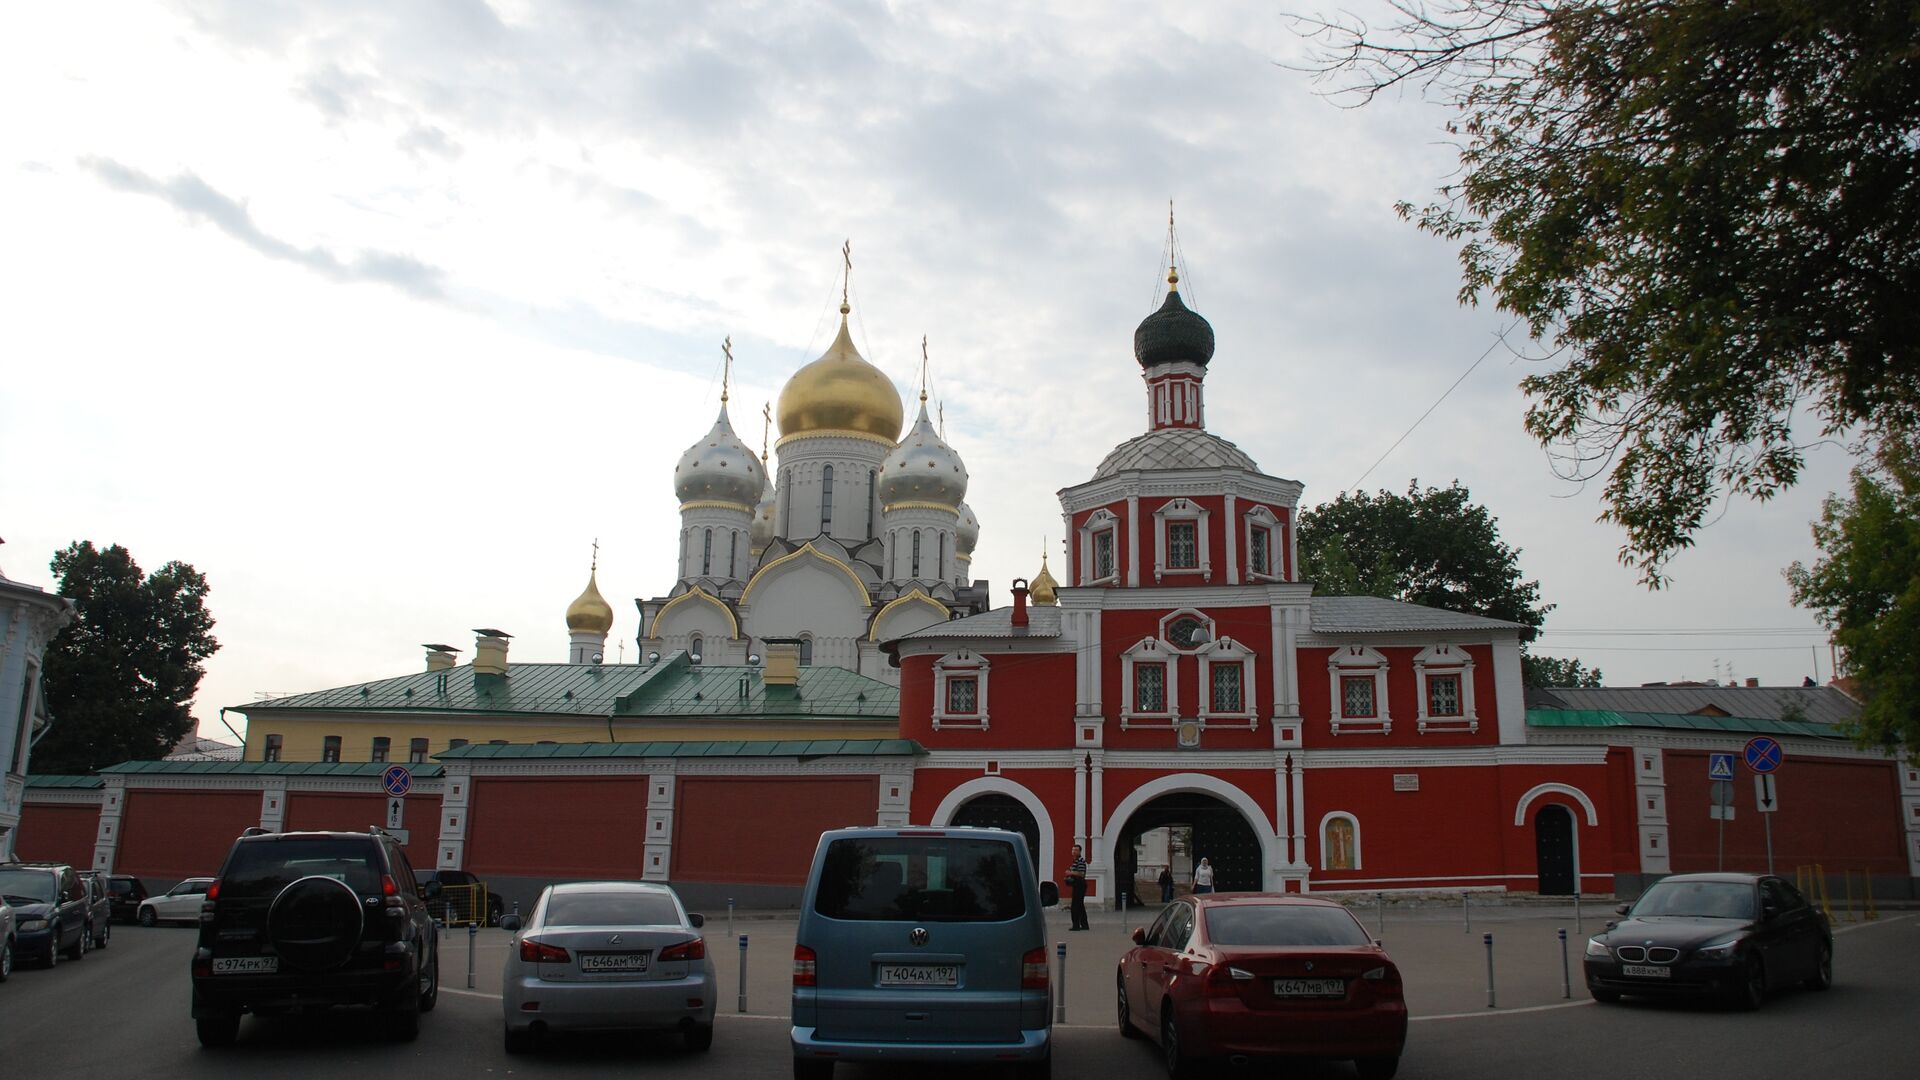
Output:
[[1743, 737, 1784, 774], [382, 764, 413, 797], [1708, 752, 1735, 781]]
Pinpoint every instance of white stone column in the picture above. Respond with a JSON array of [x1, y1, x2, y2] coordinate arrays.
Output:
[[877, 770, 913, 827], [92, 775, 128, 872], [1635, 746, 1671, 876], [436, 765, 472, 870], [644, 771, 676, 881]]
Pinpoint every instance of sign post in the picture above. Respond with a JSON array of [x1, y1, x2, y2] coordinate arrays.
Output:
[[381, 764, 412, 838], [1743, 738, 1783, 875], [1709, 753, 1736, 871]]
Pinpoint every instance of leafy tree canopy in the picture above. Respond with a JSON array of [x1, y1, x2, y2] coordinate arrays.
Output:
[[35, 541, 220, 774], [1293, 1, 1920, 583], [1522, 654, 1604, 689], [1786, 439, 1920, 760]]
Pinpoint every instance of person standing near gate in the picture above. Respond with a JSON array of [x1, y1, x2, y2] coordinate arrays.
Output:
[[1158, 865, 1175, 903], [1066, 844, 1089, 930], [1193, 856, 1215, 895]]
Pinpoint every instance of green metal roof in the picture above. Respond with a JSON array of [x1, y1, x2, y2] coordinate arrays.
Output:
[[25, 774, 104, 789], [1527, 708, 1845, 740], [233, 654, 898, 721], [99, 760, 448, 778], [437, 738, 925, 761]]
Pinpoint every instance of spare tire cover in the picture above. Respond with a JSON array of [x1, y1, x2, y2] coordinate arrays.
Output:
[[268, 875, 365, 971]]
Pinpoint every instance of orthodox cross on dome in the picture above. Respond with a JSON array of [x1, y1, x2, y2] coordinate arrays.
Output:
[[919, 335, 931, 404], [840, 239, 853, 314], [721, 336, 733, 404], [760, 402, 772, 462], [591, 537, 599, 573], [1165, 198, 1183, 292]]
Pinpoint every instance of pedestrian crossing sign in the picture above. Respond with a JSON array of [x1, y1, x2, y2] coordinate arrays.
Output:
[[1708, 752, 1735, 781]]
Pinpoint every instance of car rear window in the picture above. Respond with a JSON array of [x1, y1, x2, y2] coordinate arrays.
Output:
[[545, 892, 682, 927], [219, 838, 383, 899], [814, 836, 1025, 922], [1630, 880, 1756, 919], [0, 867, 57, 903], [1204, 905, 1372, 946], [109, 878, 137, 896]]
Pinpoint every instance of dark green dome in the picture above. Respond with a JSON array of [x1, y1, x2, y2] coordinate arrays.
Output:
[[1133, 288, 1215, 369]]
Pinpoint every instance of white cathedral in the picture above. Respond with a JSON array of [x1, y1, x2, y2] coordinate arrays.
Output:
[[559, 294, 1002, 685]]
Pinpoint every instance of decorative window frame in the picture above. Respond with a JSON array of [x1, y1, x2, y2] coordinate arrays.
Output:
[[1152, 498, 1211, 582], [1078, 508, 1121, 586], [1327, 645, 1391, 735], [932, 651, 990, 730], [1157, 608, 1217, 653], [1243, 505, 1283, 583], [1318, 811, 1362, 870], [1195, 636, 1258, 728], [1119, 637, 1178, 729], [1412, 643, 1478, 733]]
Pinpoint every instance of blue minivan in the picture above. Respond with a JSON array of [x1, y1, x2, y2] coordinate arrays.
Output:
[[791, 826, 1056, 1080]]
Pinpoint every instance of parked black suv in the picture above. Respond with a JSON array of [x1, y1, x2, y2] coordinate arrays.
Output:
[[190, 828, 441, 1046], [103, 874, 149, 923]]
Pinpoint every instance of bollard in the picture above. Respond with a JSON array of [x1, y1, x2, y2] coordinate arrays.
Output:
[[737, 935, 748, 1014], [1054, 942, 1067, 1024], [728, 897, 735, 941], [1121, 888, 1128, 918], [1483, 932, 1496, 1009], [1376, 892, 1386, 938], [1463, 890, 1472, 934], [1558, 928, 1570, 999], [467, 921, 478, 989]]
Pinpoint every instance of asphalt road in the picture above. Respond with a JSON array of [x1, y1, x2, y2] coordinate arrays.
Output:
[[3, 912, 1913, 1078]]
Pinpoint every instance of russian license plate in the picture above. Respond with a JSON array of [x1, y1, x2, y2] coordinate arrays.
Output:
[[580, 952, 650, 973], [1621, 964, 1670, 978], [211, 956, 278, 974], [1273, 977, 1346, 998], [878, 964, 959, 987]]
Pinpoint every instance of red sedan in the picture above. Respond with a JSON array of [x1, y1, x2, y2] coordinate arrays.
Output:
[[1117, 894, 1407, 1079]]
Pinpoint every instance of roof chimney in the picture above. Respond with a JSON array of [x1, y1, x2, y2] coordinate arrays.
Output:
[[763, 639, 801, 687], [1744, 677, 1759, 688], [423, 644, 460, 672], [473, 629, 512, 677], [1010, 578, 1030, 630]]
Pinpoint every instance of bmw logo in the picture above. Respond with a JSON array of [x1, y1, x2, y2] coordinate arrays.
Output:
[[1304, 961, 1314, 972]]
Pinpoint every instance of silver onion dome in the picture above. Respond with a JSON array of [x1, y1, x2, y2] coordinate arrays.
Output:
[[749, 468, 776, 551], [955, 501, 980, 557], [878, 401, 968, 511], [673, 404, 763, 509]]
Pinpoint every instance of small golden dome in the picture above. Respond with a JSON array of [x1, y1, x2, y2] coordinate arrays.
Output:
[[1031, 552, 1059, 606], [565, 569, 615, 635], [776, 313, 904, 443]]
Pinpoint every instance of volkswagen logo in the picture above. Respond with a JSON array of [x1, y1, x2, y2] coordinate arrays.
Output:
[[610, 934, 624, 945], [910, 927, 930, 946]]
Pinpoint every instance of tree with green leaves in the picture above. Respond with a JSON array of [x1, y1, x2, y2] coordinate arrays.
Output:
[[35, 542, 220, 774], [1522, 655, 1604, 689], [1785, 441, 1920, 760], [1292, 1, 1920, 584]]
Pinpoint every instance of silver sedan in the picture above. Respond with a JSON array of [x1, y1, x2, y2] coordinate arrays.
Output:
[[500, 881, 716, 1053]]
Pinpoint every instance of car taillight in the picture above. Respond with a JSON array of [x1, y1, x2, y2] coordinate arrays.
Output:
[[519, 938, 571, 963], [1021, 946, 1049, 990], [660, 937, 706, 962], [793, 944, 818, 987], [1201, 962, 1253, 996], [206, 880, 221, 900], [1362, 964, 1403, 994], [381, 874, 398, 896]]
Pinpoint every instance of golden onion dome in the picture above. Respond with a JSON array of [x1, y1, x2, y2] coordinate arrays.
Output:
[[565, 568, 614, 635], [1030, 553, 1059, 605], [776, 310, 904, 443]]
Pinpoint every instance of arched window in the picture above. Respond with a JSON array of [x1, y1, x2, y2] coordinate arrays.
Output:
[[912, 530, 922, 578], [1322, 814, 1360, 870], [689, 633, 704, 661], [938, 534, 947, 582], [779, 468, 791, 534], [799, 635, 813, 666], [701, 528, 713, 576], [728, 531, 738, 578], [821, 465, 834, 530], [867, 469, 877, 536]]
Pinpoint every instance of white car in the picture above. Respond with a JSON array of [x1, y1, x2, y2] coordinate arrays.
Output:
[[500, 881, 715, 1053], [137, 876, 215, 926]]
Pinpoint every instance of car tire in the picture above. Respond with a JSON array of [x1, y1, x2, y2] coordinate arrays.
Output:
[[1590, 987, 1621, 1003], [504, 1025, 536, 1054], [1162, 1014, 1194, 1080], [69, 924, 88, 960], [418, 950, 439, 1013], [139, 907, 157, 928], [94, 920, 110, 949], [43, 931, 58, 968], [196, 1014, 241, 1047], [1117, 975, 1140, 1038], [793, 1058, 834, 1080], [1733, 956, 1766, 1011], [1355, 1057, 1400, 1080], [684, 1023, 714, 1052], [1, 936, 12, 982], [1804, 942, 1833, 991]]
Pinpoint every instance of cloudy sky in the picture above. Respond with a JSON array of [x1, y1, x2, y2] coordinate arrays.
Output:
[[2, 1, 1850, 740]]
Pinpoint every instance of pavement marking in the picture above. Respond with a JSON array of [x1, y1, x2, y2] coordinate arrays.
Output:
[[1412, 1000, 1593, 1023], [442, 987, 501, 1000]]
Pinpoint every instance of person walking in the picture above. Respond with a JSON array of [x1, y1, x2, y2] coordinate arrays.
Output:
[[1193, 857, 1215, 895], [1157, 865, 1175, 903], [1067, 844, 1090, 930]]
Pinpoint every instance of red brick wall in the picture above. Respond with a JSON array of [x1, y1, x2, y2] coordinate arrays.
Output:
[[465, 777, 651, 878], [117, 790, 259, 880], [283, 790, 443, 871], [16, 803, 100, 867], [1663, 751, 1906, 875], [671, 776, 877, 886]]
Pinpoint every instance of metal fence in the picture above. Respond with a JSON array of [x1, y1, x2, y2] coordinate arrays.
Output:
[[434, 882, 491, 926]]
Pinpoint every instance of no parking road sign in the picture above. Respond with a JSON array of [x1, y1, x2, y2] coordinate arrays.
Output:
[[1743, 737, 1784, 774], [382, 764, 413, 797]]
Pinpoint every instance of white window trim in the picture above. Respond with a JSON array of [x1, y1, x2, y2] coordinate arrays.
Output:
[[1152, 498, 1211, 582], [1412, 644, 1479, 733], [1318, 811, 1362, 871], [1328, 645, 1391, 735], [1119, 637, 1178, 729], [932, 651, 990, 730], [1196, 636, 1258, 729], [1156, 607, 1217, 654], [1243, 505, 1283, 583], [1078, 508, 1121, 586]]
